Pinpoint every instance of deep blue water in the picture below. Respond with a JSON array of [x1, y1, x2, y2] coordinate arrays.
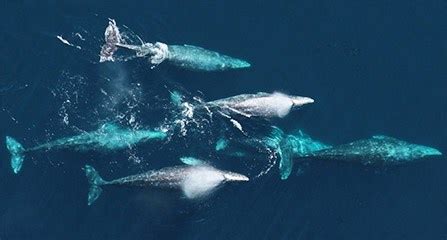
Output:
[[1, 1, 447, 239]]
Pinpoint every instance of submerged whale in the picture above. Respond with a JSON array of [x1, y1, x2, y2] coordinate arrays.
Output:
[[304, 135, 442, 165], [85, 164, 249, 205], [206, 92, 314, 118], [100, 19, 250, 71], [5, 123, 167, 174]]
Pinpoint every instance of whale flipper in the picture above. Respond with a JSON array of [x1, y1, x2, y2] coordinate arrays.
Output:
[[5, 136, 25, 174], [170, 91, 184, 107], [180, 157, 206, 166], [84, 165, 107, 206]]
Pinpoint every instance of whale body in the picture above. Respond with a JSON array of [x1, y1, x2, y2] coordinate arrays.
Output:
[[85, 164, 249, 205], [306, 135, 442, 165], [165, 44, 250, 71], [207, 92, 314, 118], [5, 123, 167, 174], [99, 20, 250, 71]]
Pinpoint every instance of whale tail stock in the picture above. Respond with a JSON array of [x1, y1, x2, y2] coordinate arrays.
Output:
[[84, 165, 107, 206], [5, 136, 25, 174]]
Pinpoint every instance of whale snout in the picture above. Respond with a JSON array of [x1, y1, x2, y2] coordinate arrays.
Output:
[[425, 147, 442, 156]]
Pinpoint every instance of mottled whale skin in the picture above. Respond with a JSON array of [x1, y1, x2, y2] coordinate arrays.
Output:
[[207, 92, 314, 118], [307, 135, 442, 165], [99, 19, 250, 71], [85, 164, 249, 205], [5, 123, 167, 174], [166, 44, 250, 71]]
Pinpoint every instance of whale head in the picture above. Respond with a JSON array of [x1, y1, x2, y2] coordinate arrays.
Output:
[[290, 96, 314, 107], [406, 144, 442, 159], [371, 136, 442, 163], [222, 171, 249, 182]]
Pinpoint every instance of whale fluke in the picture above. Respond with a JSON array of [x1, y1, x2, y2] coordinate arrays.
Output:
[[84, 165, 107, 206], [99, 19, 122, 62], [5, 136, 25, 174]]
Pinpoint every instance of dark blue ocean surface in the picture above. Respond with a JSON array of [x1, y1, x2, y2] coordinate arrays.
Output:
[[1, 1, 446, 239]]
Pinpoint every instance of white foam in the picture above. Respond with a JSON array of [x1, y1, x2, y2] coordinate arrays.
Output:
[[75, 33, 85, 41], [181, 166, 225, 199], [181, 102, 194, 118], [56, 35, 81, 49], [149, 42, 169, 65]]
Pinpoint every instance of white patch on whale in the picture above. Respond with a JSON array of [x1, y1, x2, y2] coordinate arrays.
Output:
[[181, 166, 225, 199]]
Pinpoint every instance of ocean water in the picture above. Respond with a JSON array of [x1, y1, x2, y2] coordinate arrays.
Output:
[[1, 1, 446, 239]]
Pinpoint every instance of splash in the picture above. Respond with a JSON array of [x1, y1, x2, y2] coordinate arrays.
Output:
[[51, 71, 88, 126], [56, 35, 82, 49], [161, 89, 215, 138], [53, 64, 146, 129]]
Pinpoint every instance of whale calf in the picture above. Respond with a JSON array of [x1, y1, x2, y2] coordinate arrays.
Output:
[[84, 164, 249, 205], [5, 123, 167, 174], [206, 92, 314, 118], [99, 19, 250, 71], [304, 135, 442, 165]]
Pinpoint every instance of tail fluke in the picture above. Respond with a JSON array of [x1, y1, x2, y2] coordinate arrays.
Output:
[[84, 165, 107, 206], [279, 149, 294, 180], [99, 19, 122, 62], [5, 136, 25, 174]]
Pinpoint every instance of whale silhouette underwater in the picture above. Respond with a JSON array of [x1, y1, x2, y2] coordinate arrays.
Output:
[[5, 123, 167, 174], [216, 127, 442, 180]]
